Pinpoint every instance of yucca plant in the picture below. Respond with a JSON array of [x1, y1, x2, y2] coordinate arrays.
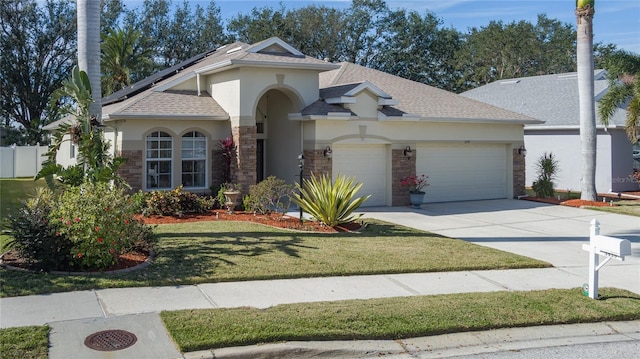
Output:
[[292, 173, 371, 227], [532, 152, 559, 198]]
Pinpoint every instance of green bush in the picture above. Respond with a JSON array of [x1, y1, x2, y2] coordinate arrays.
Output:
[[49, 182, 154, 270], [292, 173, 370, 227], [532, 152, 559, 198], [145, 186, 214, 216], [6, 187, 72, 271], [244, 176, 293, 214]]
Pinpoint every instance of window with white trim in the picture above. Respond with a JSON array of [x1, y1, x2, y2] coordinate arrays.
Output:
[[145, 131, 172, 189], [181, 131, 207, 188]]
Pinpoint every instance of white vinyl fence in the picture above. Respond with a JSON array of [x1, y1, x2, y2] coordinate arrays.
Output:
[[0, 145, 48, 178]]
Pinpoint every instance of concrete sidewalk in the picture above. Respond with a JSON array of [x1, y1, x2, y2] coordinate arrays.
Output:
[[1, 199, 639, 358]]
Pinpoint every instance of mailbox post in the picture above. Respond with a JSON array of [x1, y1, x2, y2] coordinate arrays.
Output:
[[582, 219, 632, 299]]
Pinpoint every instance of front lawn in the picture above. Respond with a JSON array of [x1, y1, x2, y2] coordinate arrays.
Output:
[[586, 200, 640, 216], [0, 326, 49, 359], [0, 220, 549, 297]]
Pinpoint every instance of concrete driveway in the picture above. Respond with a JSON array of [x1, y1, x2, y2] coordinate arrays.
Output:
[[362, 199, 640, 294]]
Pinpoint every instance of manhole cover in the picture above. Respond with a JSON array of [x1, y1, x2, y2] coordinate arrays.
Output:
[[84, 329, 137, 351]]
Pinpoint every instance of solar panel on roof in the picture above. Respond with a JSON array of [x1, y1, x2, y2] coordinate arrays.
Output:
[[102, 49, 216, 106]]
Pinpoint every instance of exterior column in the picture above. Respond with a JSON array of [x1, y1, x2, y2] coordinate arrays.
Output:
[[232, 125, 257, 192], [392, 148, 415, 206], [513, 148, 526, 197]]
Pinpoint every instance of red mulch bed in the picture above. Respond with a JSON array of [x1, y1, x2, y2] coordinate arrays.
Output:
[[138, 210, 362, 233], [1, 211, 359, 274]]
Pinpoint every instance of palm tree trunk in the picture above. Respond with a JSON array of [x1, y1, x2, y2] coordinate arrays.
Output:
[[576, 0, 597, 201], [77, 0, 101, 120]]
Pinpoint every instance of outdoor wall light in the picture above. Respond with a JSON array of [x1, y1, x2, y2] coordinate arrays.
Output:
[[403, 145, 413, 159], [518, 145, 527, 157], [323, 146, 332, 159]]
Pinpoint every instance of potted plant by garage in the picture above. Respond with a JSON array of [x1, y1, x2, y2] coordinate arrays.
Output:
[[400, 174, 429, 209]]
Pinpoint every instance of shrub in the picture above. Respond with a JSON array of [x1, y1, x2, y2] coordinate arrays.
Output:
[[532, 152, 559, 198], [145, 185, 214, 216], [215, 183, 242, 209], [244, 176, 293, 214], [6, 187, 72, 271], [48, 181, 154, 270], [292, 173, 370, 227]]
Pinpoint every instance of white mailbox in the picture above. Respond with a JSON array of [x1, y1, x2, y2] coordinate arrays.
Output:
[[582, 219, 633, 299], [589, 235, 631, 259]]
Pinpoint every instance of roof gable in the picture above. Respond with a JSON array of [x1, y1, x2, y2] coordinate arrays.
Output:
[[246, 37, 304, 57]]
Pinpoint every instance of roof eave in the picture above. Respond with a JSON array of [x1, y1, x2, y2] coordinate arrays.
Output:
[[107, 113, 229, 121]]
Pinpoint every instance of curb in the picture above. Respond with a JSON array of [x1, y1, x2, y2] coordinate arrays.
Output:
[[181, 320, 640, 359]]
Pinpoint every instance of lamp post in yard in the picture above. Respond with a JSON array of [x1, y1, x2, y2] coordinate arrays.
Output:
[[298, 153, 305, 225]]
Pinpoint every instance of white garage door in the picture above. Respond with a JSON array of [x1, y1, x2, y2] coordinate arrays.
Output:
[[417, 144, 507, 203], [332, 144, 387, 206]]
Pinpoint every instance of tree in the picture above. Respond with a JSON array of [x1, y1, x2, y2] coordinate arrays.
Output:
[[576, 0, 597, 201], [101, 26, 153, 96], [37, 66, 126, 189], [341, 0, 389, 67], [285, 5, 346, 62], [371, 9, 462, 92], [77, 0, 102, 120], [226, 4, 290, 44], [598, 50, 640, 143], [0, 0, 76, 144], [455, 15, 577, 90]]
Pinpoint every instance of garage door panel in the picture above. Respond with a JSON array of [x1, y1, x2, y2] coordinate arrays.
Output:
[[333, 145, 387, 206], [417, 145, 507, 203]]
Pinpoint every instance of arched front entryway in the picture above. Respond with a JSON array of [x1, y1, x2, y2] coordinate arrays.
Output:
[[255, 89, 301, 184]]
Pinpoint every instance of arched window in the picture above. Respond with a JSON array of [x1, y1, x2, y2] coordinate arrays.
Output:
[[181, 131, 207, 188], [146, 131, 172, 189]]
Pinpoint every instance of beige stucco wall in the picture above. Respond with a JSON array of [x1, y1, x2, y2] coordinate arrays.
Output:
[[206, 67, 320, 127], [345, 91, 379, 119], [311, 120, 524, 145]]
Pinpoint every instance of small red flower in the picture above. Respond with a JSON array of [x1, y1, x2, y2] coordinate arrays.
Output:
[[97, 237, 103, 243], [109, 248, 115, 254], [55, 232, 60, 236], [66, 221, 71, 226], [75, 217, 80, 222], [77, 253, 83, 258], [95, 226, 100, 231], [124, 219, 129, 224]]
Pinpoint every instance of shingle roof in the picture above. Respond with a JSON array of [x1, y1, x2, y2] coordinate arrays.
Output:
[[319, 63, 538, 123], [460, 70, 628, 128]]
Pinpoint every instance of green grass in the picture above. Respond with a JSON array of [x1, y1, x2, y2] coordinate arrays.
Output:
[[0, 178, 46, 222], [586, 200, 640, 217], [0, 326, 49, 359], [161, 287, 640, 352], [0, 220, 549, 297], [0, 178, 46, 252]]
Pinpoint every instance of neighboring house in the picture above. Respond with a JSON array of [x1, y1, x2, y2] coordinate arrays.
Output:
[[462, 70, 638, 194], [53, 37, 540, 206]]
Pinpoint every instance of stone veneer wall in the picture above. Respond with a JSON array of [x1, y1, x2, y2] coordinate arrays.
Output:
[[513, 148, 526, 197], [118, 150, 143, 191], [232, 126, 257, 193], [392, 149, 416, 206], [304, 149, 332, 180]]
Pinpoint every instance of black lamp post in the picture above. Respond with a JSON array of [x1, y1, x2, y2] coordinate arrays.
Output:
[[297, 153, 305, 224]]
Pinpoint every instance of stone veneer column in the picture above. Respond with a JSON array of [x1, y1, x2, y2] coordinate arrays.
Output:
[[304, 149, 332, 180], [118, 149, 143, 192], [513, 148, 526, 197], [392, 149, 416, 206], [232, 126, 257, 192]]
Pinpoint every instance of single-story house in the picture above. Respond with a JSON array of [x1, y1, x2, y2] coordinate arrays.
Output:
[[53, 37, 540, 206], [461, 70, 638, 194]]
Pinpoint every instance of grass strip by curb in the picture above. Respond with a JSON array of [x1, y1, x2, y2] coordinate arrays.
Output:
[[161, 287, 640, 352], [0, 325, 49, 359]]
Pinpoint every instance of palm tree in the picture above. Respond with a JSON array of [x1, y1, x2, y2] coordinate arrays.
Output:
[[77, 0, 101, 120], [598, 50, 640, 143], [101, 26, 153, 96], [37, 66, 127, 189], [576, 0, 597, 201]]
